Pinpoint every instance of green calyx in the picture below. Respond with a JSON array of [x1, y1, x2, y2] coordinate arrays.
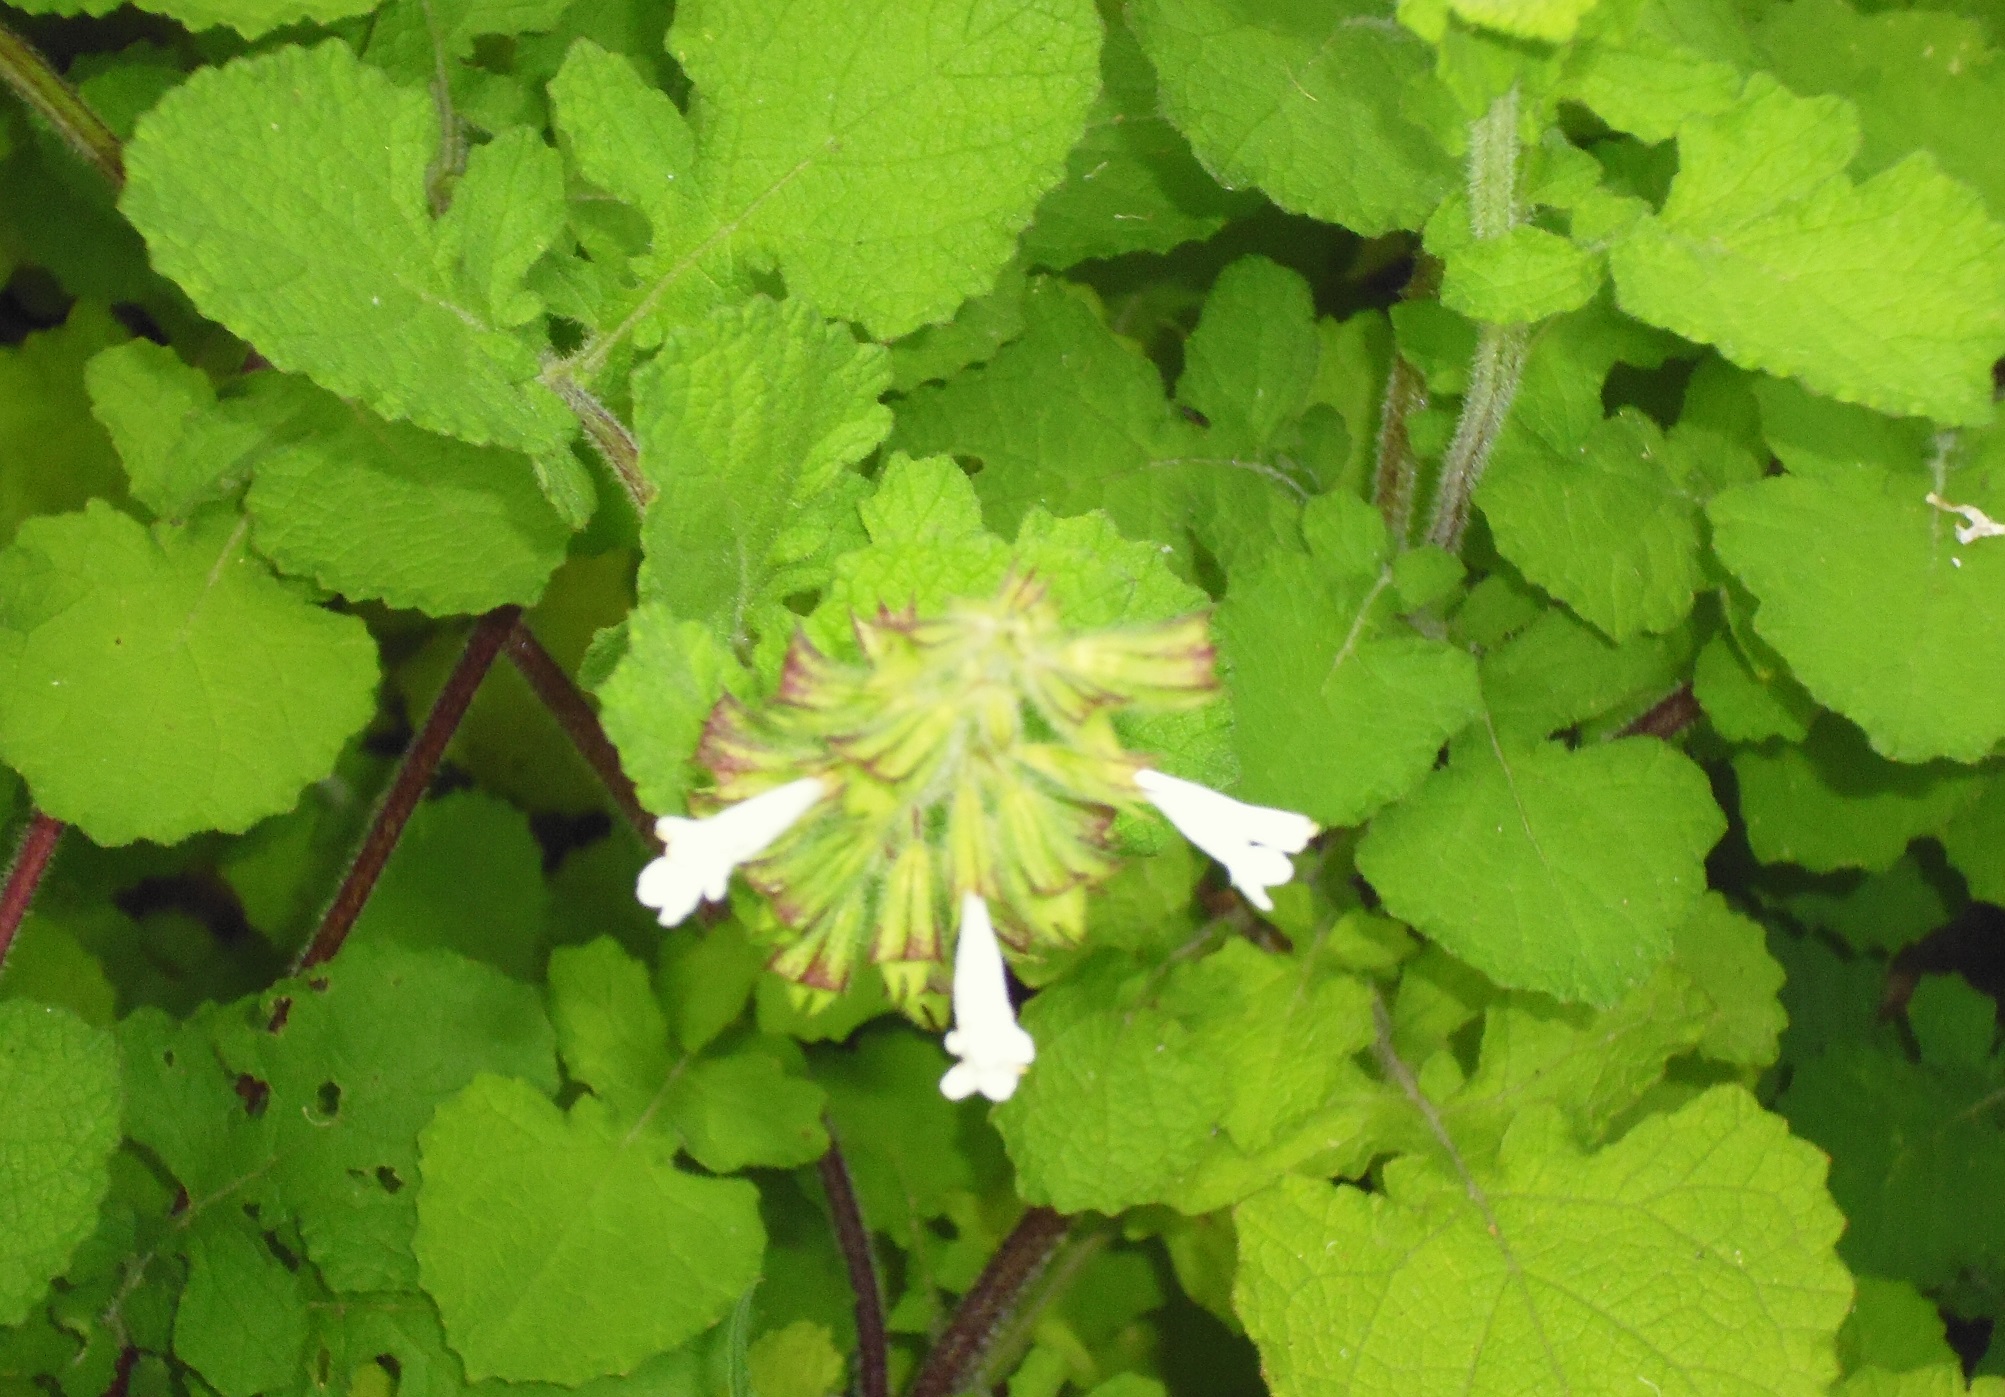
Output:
[[700, 574, 1218, 1020]]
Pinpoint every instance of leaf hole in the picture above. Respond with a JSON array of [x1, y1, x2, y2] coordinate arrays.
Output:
[[234, 1074, 270, 1118], [375, 1166, 404, 1195], [313, 1080, 342, 1121]]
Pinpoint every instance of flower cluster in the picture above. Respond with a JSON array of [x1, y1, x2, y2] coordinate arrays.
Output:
[[636, 574, 1317, 1099]]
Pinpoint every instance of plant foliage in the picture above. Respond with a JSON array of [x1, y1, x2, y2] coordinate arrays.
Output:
[[2, 0, 2004, 1393]]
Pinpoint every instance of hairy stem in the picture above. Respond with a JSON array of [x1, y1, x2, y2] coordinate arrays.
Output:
[[816, 1128, 889, 1397], [0, 21, 122, 189], [0, 812, 65, 973], [545, 374, 652, 513], [294, 607, 521, 972], [1425, 321, 1530, 551], [503, 626, 661, 850], [1372, 354, 1429, 546], [908, 1207, 1073, 1397], [1425, 87, 1530, 553], [963, 1227, 1107, 1393]]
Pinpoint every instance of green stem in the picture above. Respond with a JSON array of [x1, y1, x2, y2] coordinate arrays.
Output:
[[1425, 321, 1529, 551], [544, 372, 653, 512], [1424, 87, 1530, 553], [0, 20, 122, 189]]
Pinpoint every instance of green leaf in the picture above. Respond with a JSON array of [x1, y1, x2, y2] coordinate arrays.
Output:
[[0, 306, 127, 546], [416, 1075, 764, 1384], [1481, 608, 1693, 745], [550, 938, 675, 1123], [667, 0, 1101, 339], [1754, 0, 2005, 220], [171, 1223, 310, 1397], [1448, 0, 1601, 42], [1476, 409, 1704, 641], [662, 1044, 829, 1174], [0, 1003, 121, 1327], [745, 1322, 845, 1397], [1556, 0, 1755, 144], [815, 1030, 977, 1250], [1234, 1087, 1851, 1397], [0, 503, 379, 846], [891, 277, 1305, 571], [1839, 1275, 1958, 1377], [595, 606, 745, 818], [0, 915, 115, 1025], [438, 127, 568, 331], [1609, 76, 2005, 425], [1019, 13, 1248, 269], [1178, 257, 1321, 453], [84, 341, 255, 520], [222, 942, 560, 1293], [1669, 893, 1787, 1068], [244, 375, 572, 616], [1356, 734, 1724, 1006], [633, 296, 890, 640], [1782, 1032, 2005, 1294], [891, 281, 1201, 546], [1943, 773, 2005, 905], [1732, 716, 1986, 874], [121, 42, 573, 454], [1784, 854, 1962, 958], [1131, 0, 1457, 237], [550, 940, 827, 1173], [1217, 493, 1481, 827], [548, 40, 695, 236], [1433, 221, 1603, 326], [345, 792, 551, 979], [1841, 1368, 2005, 1397], [1692, 631, 1817, 745], [1709, 470, 2005, 762], [996, 957, 1231, 1214]]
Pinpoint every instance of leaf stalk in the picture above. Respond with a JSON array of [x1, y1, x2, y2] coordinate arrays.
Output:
[[0, 20, 122, 189], [294, 606, 521, 972], [908, 1206, 1073, 1397], [0, 811, 65, 973], [816, 1127, 890, 1397], [502, 625, 660, 850]]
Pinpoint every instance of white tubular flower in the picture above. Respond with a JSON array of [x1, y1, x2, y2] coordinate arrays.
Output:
[[1927, 491, 2005, 545], [635, 776, 827, 928], [1133, 768, 1317, 912], [940, 892, 1036, 1103]]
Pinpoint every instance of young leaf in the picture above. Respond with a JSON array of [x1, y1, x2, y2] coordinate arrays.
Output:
[[0, 1003, 121, 1328], [1234, 1087, 1851, 1397], [121, 42, 574, 456], [1217, 493, 1481, 827], [0, 503, 378, 846], [668, 0, 1101, 339], [1609, 76, 2005, 425], [84, 341, 259, 520], [1709, 470, 2005, 763], [415, 1075, 764, 1384], [1130, 0, 1457, 236], [633, 296, 891, 640], [1356, 734, 1724, 1006]]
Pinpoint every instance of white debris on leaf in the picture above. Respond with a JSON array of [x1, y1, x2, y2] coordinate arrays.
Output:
[[940, 892, 1036, 1103], [1134, 768, 1317, 912], [635, 776, 827, 927], [1926, 491, 2005, 545]]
